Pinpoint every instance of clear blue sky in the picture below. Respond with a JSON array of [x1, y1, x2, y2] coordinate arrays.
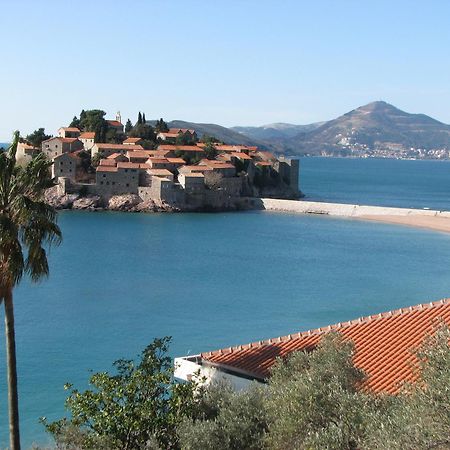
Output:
[[1, 0, 449, 140]]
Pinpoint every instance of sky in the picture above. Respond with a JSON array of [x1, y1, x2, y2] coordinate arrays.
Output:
[[0, 0, 450, 140]]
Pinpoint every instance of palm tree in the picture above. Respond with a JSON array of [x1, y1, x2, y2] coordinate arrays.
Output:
[[0, 132, 62, 450]]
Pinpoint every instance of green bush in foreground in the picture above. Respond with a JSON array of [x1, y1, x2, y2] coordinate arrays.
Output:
[[44, 327, 450, 450], [42, 337, 199, 450]]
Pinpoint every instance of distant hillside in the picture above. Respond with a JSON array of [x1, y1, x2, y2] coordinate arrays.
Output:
[[231, 122, 324, 141], [0, 142, 9, 150], [287, 101, 450, 156], [148, 120, 273, 150]]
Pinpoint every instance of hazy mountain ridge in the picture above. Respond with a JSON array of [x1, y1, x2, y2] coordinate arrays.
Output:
[[148, 120, 274, 150], [286, 101, 450, 157], [146, 102, 450, 159], [231, 122, 324, 141]]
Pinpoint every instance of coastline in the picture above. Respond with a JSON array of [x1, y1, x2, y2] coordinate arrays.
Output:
[[258, 198, 450, 235]]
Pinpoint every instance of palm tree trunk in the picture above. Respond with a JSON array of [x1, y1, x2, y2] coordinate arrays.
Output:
[[4, 288, 21, 450]]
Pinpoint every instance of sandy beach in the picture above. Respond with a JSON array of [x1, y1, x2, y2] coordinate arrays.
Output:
[[359, 214, 450, 234], [259, 198, 450, 235]]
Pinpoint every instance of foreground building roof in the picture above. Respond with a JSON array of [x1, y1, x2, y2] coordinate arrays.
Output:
[[177, 299, 450, 394]]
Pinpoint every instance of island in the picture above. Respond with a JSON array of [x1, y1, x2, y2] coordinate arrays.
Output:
[[17, 110, 300, 212]]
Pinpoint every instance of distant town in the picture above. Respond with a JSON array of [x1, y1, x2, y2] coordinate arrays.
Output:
[[15, 110, 300, 212]]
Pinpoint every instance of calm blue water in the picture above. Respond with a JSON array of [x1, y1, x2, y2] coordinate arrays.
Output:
[[2, 158, 450, 447], [301, 157, 450, 210]]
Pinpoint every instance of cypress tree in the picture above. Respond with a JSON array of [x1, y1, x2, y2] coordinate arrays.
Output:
[[125, 119, 133, 134], [142, 113, 146, 124], [137, 112, 142, 125]]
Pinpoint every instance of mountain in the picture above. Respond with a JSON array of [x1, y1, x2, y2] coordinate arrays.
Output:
[[286, 101, 450, 157], [149, 120, 273, 150], [231, 122, 324, 141]]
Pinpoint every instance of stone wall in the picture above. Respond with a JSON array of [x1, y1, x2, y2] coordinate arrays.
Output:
[[256, 198, 450, 218]]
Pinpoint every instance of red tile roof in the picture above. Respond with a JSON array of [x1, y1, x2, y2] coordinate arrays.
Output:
[[106, 120, 123, 127], [255, 161, 273, 167], [123, 137, 143, 144], [107, 152, 127, 160], [166, 157, 186, 164], [95, 144, 143, 151], [231, 152, 252, 160], [257, 151, 276, 161], [169, 128, 196, 134], [179, 165, 213, 172], [59, 127, 80, 132], [158, 145, 204, 152], [127, 151, 154, 159], [117, 162, 142, 169], [200, 299, 450, 394], [99, 159, 117, 167], [147, 169, 173, 176], [158, 132, 180, 138], [96, 166, 118, 173], [79, 132, 95, 139]]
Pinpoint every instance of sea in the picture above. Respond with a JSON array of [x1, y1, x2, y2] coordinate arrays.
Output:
[[2, 157, 450, 447]]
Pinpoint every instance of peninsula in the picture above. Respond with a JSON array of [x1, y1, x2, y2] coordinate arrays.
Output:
[[17, 110, 300, 212]]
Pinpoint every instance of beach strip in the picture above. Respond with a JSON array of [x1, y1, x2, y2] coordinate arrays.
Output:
[[258, 198, 450, 234]]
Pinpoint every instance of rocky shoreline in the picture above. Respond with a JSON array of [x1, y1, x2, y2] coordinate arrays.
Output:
[[44, 186, 180, 213], [43, 186, 259, 213]]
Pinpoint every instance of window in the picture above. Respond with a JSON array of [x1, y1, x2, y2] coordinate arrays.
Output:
[[103, 174, 106, 178], [100, 181, 104, 185], [112, 182, 115, 185], [126, 183, 129, 187]]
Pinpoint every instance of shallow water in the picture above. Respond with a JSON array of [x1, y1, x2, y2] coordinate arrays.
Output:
[[1, 209, 450, 446]]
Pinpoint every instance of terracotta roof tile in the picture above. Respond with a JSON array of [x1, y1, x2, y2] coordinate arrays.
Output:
[[99, 159, 117, 166], [157, 145, 204, 152], [95, 144, 143, 151], [200, 299, 450, 394], [79, 132, 95, 139], [96, 165, 118, 173], [117, 162, 142, 169]]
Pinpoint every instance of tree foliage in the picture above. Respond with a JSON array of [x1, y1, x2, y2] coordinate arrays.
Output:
[[25, 128, 52, 148], [125, 119, 133, 134], [42, 337, 200, 450], [155, 118, 169, 133], [69, 116, 81, 129], [204, 143, 218, 160], [75, 109, 108, 143], [178, 383, 267, 450], [175, 133, 197, 146], [200, 134, 221, 144], [44, 327, 450, 450], [1, 133, 62, 449]]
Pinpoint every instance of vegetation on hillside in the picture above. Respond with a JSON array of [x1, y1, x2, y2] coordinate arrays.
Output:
[[43, 327, 450, 450]]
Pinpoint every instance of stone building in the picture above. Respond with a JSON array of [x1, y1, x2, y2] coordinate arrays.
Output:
[[91, 143, 143, 158], [52, 152, 81, 181], [79, 132, 95, 151], [16, 142, 39, 163], [58, 127, 80, 138], [42, 137, 84, 159]]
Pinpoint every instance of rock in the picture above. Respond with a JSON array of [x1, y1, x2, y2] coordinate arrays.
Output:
[[72, 196, 101, 210], [107, 194, 143, 211], [44, 186, 78, 209]]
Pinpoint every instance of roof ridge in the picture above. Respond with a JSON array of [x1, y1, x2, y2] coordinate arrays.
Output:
[[201, 298, 450, 358]]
